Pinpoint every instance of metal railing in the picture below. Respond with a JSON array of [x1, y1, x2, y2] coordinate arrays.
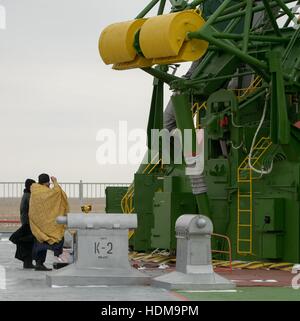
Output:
[[0, 181, 130, 200]]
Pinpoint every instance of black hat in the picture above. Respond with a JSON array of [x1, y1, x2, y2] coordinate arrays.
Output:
[[24, 179, 36, 193], [38, 173, 50, 184]]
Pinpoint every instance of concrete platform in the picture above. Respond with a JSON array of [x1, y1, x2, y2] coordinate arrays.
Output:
[[0, 240, 179, 301], [46, 265, 150, 287], [2, 235, 297, 301], [152, 271, 235, 290]]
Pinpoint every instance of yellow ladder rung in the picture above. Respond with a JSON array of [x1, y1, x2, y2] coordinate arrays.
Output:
[[237, 136, 272, 256]]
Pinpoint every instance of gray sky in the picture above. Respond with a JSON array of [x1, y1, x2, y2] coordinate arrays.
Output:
[[1, 1, 299, 184], [0, 0, 176, 183]]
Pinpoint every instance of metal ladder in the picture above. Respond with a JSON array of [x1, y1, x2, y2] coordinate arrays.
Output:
[[237, 137, 272, 255]]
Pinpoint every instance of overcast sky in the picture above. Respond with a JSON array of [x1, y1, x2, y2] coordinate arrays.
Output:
[[3, 1, 297, 184], [0, 0, 180, 183]]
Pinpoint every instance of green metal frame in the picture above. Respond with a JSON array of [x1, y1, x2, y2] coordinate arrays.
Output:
[[106, 0, 300, 262]]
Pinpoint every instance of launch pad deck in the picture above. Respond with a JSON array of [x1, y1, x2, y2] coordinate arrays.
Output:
[[0, 234, 299, 301]]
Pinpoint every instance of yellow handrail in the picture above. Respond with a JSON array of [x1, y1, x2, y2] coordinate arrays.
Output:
[[234, 76, 262, 100], [192, 101, 207, 129]]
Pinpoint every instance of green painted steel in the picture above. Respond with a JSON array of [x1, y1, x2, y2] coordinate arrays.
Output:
[[104, 0, 300, 262], [105, 187, 128, 213]]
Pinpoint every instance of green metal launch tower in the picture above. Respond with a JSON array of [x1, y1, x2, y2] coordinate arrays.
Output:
[[100, 0, 300, 263]]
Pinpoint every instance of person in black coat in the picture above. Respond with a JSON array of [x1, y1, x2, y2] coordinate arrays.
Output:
[[9, 179, 36, 269]]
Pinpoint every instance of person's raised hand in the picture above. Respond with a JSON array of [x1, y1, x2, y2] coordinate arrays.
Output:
[[51, 176, 57, 183]]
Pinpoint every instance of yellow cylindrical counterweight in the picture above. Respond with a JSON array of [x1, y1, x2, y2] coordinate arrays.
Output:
[[139, 10, 208, 63], [98, 10, 208, 70], [99, 19, 146, 65]]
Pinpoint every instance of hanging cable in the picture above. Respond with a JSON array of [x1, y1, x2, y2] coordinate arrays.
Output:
[[248, 89, 273, 175]]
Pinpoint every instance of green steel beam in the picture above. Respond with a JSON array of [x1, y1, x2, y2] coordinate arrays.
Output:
[[157, 0, 166, 15], [283, 27, 300, 63], [214, 0, 296, 24], [188, 71, 256, 86], [136, 0, 160, 19], [171, 93, 197, 155], [274, 0, 298, 22], [213, 33, 289, 43], [262, 0, 282, 37], [147, 75, 164, 152], [189, 16, 242, 80], [142, 67, 180, 84], [239, 87, 267, 110], [268, 51, 290, 144], [222, 1, 247, 15], [242, 0, 253, 53], [188, 27, 268, 70], [202, 0, 232, 29], [225, 16, 243, 33]]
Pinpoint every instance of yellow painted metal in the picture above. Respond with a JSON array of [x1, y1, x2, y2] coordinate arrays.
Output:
[[139, 10, 208, 64], [192, 101, 207, 129], [99, 19, 152, 68], [112, 57, 153, 70], [234, 76, 263, 100], [237, 137, 272, 256], [130, 253, 295, 271], [268, 262, 294, 270], [121, 153, 162, 240], [99, 10, 208, 70]]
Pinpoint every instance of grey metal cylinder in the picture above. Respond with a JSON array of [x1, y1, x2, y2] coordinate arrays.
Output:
[[56, 213, 137, 230]]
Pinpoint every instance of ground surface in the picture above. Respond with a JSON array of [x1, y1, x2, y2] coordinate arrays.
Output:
[[0, 233, 299, 301], [0, 237, 178, 301]]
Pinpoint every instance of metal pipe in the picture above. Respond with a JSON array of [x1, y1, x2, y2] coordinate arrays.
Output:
[[171, 93, 197, 155], [189, 71, 255, 85], [215, 0, 296, 24], [190, 17, 242, 80], [274, 0, 298, 22], [202, 0, 232, 29], [188, 28, 268, 70], [157, 0, 166, 15], [136, 0, 160, 19], [242, 0, 253, 52], [262, 0, 282, 37], [57, 214, 138, 230], [222, 1, 247, 15], [142, 67, 180, 85], [213, 33, 289, 43]]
